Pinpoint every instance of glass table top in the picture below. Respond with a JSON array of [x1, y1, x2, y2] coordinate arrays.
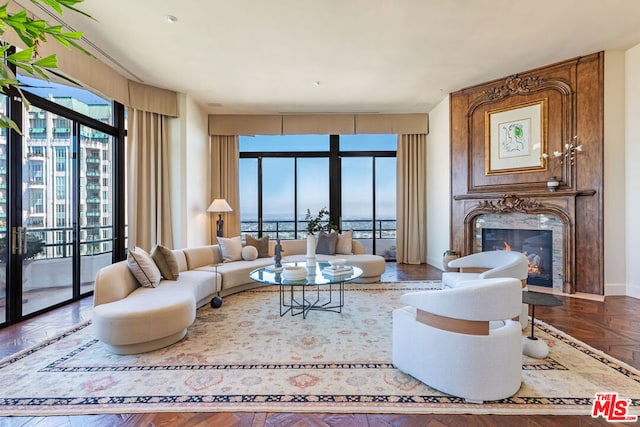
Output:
[[249, 261, 363, 286]]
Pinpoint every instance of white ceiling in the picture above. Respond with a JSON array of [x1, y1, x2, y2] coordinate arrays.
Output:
[[21, 0, 640, 114]]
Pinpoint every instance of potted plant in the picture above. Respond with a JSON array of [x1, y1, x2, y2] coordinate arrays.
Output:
[[304, 207, 337, 234], [304, 207, 337, 260], [0, 234, 45, 293], [0, 234, 45, 262]]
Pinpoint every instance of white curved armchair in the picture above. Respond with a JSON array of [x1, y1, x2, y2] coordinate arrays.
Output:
[[442, 250, 529, 329], [392, 277, 523, 403]]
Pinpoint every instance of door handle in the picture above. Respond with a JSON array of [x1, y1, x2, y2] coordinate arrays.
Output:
[[21, 227, 28, 255], [11, 227, 18, 255]]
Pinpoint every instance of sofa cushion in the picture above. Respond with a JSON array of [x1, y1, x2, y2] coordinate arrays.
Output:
[[127, 248, 161, 288], [242, 245, 258, 261], [316, 231, 338, 255], [202, 258, 274, 290], [183, 246, 217, 270], [173, 250, 188, 272], [151, 244, 179, 280], [169, 270, 218, 304], [335, 230, 353, 255], [218, 236, 243, 262], [245, 235, 269, 258]]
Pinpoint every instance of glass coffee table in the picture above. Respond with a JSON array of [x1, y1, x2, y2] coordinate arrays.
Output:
[[249, 261, 363, 319]]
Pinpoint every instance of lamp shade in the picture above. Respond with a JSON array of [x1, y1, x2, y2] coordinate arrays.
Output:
[[207, 199, 233, 213]]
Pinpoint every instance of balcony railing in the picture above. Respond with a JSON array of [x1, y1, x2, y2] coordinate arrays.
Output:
[[11, 225, 115, 260], [240, 219, 397, 259]]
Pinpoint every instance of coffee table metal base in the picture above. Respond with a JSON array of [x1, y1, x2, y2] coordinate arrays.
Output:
[[280, 282, 344, 318]]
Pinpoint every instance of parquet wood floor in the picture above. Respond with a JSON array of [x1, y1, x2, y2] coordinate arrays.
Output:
[[1, 263, 638, 426]]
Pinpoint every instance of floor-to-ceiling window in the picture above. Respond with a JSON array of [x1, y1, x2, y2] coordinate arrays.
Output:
[[0, 71, 125, 327], [239, 134, 396, 258]]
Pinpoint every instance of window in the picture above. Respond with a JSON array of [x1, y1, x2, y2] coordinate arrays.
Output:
[[29, 163, 43, 185], [56, 176, 65, 199], [55, 147, 66, 172], [239, 134, 397, 258]]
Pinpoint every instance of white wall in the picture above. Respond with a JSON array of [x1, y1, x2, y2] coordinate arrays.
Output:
[[168, 94, 211, 249], [426, 95, 451, 269], [603, 50, 627, 295], [625, 44, 640, 299]]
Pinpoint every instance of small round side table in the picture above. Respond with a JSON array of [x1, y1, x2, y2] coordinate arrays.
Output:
[[521, 290, 563, 358]]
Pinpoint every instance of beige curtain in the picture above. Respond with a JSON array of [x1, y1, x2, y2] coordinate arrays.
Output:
[[210, 135, 240, 242], [127, 109, 173, 251], [396, 134, 427, 264]]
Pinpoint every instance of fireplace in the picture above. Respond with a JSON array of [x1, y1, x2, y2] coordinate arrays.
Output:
[[481, 228, 553, 287]]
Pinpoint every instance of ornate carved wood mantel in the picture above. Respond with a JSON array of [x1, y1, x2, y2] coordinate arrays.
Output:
[[450, 53, 604, 295]]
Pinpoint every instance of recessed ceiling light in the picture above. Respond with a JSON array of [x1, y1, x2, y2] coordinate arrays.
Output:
[[165, 15, 178, 23], [313, 81, 320, 86]]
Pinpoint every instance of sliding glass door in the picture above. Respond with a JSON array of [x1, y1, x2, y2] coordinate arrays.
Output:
[[0, 95, 7, 323], [21, 124, 74, 316], [0, 71, 125, 327]]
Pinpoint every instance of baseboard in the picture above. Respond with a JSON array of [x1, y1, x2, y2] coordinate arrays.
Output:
[[426, 255, 444, 271], [604, 282, 640, 299]]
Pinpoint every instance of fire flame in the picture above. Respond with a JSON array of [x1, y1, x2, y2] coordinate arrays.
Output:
[[503, 241, 543, 275]]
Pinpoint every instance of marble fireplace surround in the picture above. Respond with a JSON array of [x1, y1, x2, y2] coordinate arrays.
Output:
[[456, 193, 595, 294]]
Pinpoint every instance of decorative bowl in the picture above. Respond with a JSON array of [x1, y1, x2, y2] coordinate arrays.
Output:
[[329, 258, 347, 268], [282, 266, 307, 281]]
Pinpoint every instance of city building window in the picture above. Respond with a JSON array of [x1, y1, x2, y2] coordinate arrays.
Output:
[[55, 176, 65, 199], [55, 147, 66, 171]]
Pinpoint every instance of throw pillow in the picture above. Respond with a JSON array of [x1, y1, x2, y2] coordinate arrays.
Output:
[[151, 244, 179, 280], [217, 236, 243, 262], [335, 230, 353, 255], [127, 247, 162, 288], [245, 234, 269, 258], [242, 245, 258, 261], [316, 231, 338, 255]]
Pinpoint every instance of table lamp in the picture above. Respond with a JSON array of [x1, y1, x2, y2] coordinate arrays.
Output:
[[207, 199, 233, 237]]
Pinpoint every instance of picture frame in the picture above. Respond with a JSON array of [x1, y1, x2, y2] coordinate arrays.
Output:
[[485, 99, 547, 175]]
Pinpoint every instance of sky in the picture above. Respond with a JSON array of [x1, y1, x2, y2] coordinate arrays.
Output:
[[17, 75, 110, 105]]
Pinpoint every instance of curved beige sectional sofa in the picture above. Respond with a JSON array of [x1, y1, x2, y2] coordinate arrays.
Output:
[[93, 239, 386, 354]]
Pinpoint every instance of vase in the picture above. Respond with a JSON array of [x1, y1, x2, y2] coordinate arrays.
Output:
[[442, 250, 460, 272], [547, 176, 560, 192], [306, 233, 316, 264]]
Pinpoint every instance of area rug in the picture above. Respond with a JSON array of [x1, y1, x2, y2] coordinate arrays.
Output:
[[0, 281, 639, 416]]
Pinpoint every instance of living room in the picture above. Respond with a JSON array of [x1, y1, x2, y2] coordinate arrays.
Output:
[[1, 0, 640, 424]]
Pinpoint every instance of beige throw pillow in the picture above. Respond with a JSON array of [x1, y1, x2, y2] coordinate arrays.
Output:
[[217, 236, 243, 262], [335, 230, 353, 255], [245, 235, 269, 258], [127, 247, 162, 287], [242, 245, 258, 261], [151, 244, 179, 280]]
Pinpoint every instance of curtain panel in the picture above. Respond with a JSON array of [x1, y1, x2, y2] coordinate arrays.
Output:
[[210, 135, 240, 242], [127, 109, 174, 251], [396, 134, 427, 264]]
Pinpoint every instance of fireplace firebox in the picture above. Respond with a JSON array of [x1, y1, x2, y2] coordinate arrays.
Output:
[[481, 228, 553, 287]]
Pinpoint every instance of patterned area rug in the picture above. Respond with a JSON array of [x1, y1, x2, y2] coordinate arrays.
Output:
[[0, 281, 639, 416]]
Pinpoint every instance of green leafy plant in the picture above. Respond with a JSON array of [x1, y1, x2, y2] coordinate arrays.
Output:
[[0, 234, 45, 262], [0, 0, 92, 133], [304, 207, 337, 234]]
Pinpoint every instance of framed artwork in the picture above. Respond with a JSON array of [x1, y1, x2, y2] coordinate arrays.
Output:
[[485, 99, 547, 175]]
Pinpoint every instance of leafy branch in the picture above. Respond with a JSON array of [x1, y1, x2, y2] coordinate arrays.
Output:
[[304, 207, 337, 234], [0, 0, 93, 133]]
